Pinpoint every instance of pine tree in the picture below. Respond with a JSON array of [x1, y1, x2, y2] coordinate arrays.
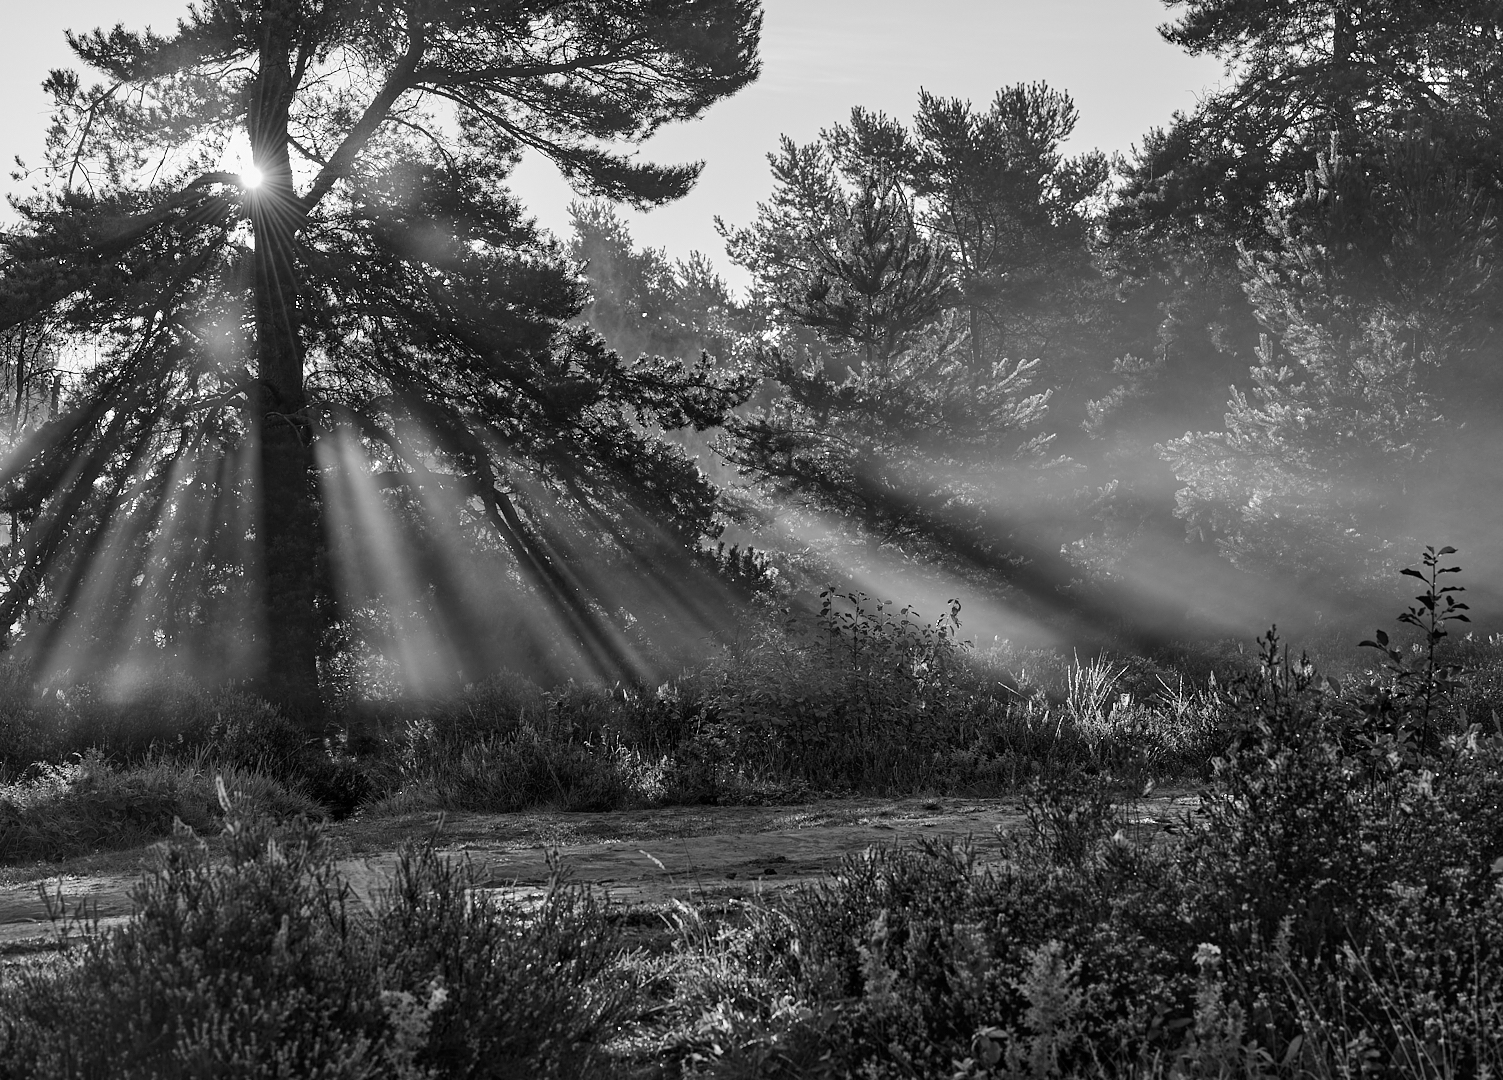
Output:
[[909, 83, 1107, 399], [1141, 0, 1503, 240], [0, 1, 761, 721], [1103, 0, 1503, 465], [719, 108, 953, 369], [568, 199, 751, 367], [720, 93, 1196, 644], [721, 315, 1057, 553], [1161, 135, 1498, 592]]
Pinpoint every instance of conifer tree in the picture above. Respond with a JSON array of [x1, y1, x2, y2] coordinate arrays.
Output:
[[1138, 0, 1503, 240], [0, 1, 761, 721], [1103, 0, 1503, 462], [719, 108, 953, 368], [569, 200, 750, 368], [910, 83, 1107, 393], [1161, 136, 1498, 592]]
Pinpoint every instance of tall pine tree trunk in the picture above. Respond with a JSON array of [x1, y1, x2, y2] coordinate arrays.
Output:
[[250, 1, 324, 725]]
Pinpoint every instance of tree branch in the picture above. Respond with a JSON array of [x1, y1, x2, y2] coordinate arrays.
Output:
[[300, 15, 427, 214]]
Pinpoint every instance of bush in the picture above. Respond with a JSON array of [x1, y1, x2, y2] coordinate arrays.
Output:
[[632, 552, 1503, 1077], [648, 788, 1197, 1078], [422, 736, 635, 813], [0, 798, 631, 1078], [373, 843, 633, 1076], [0, 752, 320, 865]]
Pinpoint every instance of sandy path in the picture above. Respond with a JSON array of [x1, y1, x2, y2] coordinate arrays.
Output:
[[0, 793, 1199, 952]]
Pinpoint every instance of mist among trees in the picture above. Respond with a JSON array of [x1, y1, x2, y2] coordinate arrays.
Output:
[[1, 0, 1501, 713], [10, 6, 1503, 1076]]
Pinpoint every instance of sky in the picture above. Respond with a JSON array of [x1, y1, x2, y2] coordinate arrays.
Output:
[[1, 1, 1224, 284]]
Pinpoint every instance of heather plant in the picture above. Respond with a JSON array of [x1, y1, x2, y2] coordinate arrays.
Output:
[[624, 551, 1503, 1077], [400, 735, 636, 813], [1170, 552, 1503, 1068], [0, 793, 631, 1079], [657, 814, 1197, 1077], [371, 844, 633, 1077], [0, 750, 319, 865], [0, 800, 389, 1078]]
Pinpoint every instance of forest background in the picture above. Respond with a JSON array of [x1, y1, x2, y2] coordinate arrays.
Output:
[[0, 0, 1499, 718]]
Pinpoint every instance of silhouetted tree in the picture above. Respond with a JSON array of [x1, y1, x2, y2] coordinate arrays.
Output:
[[720, 108, 953, 368], [0, 0, 762, 722], [910, 83, 1108, 405], [1134, 0, 1503, 243]]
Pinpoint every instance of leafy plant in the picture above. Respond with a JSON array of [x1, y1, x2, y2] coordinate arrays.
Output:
[[1359, 544, 1471, 748]]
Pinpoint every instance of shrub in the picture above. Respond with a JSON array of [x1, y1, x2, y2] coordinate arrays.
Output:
[[0, 752, 319, 865], [634, 550, 1503, 1077], [0, 797, 631, 1078], [0, 805, 388, 1078], [654, 804, 1197, 1078], [422, 736, 634, 813], [373, 844, 633, 1076]]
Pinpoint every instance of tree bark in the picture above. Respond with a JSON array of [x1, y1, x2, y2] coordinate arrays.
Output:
[[250, 1, 325, 726]]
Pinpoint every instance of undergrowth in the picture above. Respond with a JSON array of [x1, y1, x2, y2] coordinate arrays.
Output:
[[363, 593, 1232, 816], [3, 553, 1503, 855], [0, 788, 630, 1078], [618, 548, 1503, 1077], [2, 549, 1503, 1075]]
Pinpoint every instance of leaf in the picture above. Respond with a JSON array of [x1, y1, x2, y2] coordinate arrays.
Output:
[[1400, 567, 1426, 580], [1281, 1034, 1305, 1068]]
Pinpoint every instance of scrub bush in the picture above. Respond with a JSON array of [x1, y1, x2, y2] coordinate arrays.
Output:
[[0, 751, 319, 865], [0, 795, 630, 1078], [634, 550, 1503, 1077]]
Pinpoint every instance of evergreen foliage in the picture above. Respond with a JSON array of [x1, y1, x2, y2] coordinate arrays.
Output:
[[720, 108, 953, 367], [1161, 135, 1499, 591], [568, 200, 753, 369], [0, 0, 763, 719]]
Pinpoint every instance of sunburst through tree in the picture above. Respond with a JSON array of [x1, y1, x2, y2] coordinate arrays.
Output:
[[0, 1, 763, 725]]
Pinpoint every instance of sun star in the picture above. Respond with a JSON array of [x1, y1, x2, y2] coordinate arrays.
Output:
[[241, 165, 264, 190]]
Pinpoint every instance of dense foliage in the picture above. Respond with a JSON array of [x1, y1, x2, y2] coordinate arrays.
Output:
[[3, 0, 1503, 693], [0, 0, 762, 718], [4, 562, 1503, 1075]]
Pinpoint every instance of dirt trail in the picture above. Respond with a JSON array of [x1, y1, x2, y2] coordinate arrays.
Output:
[[0, 793, 1199, 952]]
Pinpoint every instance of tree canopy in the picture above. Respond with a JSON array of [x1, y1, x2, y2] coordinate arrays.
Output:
[[0, 0, 762, 718], [5, 0, 1503, 702]]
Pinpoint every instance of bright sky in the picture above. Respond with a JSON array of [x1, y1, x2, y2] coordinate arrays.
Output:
[[2, 1, 1223, 284]]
